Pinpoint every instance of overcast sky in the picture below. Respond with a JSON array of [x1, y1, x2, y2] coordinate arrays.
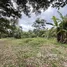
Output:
[[19, 5, 67, 31]]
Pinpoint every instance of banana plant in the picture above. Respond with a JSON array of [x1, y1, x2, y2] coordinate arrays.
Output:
[[46, 11, 67, 43], [46, 15, 60, 33]]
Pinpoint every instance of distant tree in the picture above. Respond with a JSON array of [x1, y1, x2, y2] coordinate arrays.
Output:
[[32, 18, 46, 37], [33, 18, 46, 30], [14, 26, 22, 39], [22, 31, 30, 38]]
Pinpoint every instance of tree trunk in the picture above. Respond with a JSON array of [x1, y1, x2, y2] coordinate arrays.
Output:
[[57, 27, 61, 42], [60, 32, 64, 43], [0, 32, 2, 38]]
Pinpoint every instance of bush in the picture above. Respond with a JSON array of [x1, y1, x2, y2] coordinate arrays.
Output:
[[14, 32, 21, 39]]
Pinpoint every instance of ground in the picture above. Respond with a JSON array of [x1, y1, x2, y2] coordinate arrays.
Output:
[[0, 38, 67, 67]]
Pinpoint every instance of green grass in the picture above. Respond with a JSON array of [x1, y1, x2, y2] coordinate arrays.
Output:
[[0, 38, 67, 67]]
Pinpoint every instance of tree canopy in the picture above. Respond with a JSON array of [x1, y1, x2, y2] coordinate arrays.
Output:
[[0, 0, 67, 18]]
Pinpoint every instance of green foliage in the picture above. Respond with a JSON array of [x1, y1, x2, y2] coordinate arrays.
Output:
[[32, 18, 46, 37], [47, 11, 67, 43], [21, 30, 37, 38], [44, 28, 56, 39], [0, 18, 20, 38], [33, 18, 46, 30], [0, 0, 67, 18], [52, 16, 58, 27], [14, 26, 22, 39]]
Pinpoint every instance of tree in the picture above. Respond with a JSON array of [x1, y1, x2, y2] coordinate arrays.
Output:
[[47, 15, 61, 41], [33, 18, 46, 30], [0, 18, 18, 38], [14, 26, 22, 39], [47, 11, 67, 43], [22, 31, 30, 38], [32, 18, 46, 37], [58, 14, 67, 43]]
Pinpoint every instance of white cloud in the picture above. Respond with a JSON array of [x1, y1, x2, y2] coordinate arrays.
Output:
[[46, 6, 53, 13], [20, 24, 34, 31], [19, 5, 67, 31]]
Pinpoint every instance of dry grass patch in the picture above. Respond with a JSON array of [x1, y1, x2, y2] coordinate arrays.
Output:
[[0, 38, 67, 67]]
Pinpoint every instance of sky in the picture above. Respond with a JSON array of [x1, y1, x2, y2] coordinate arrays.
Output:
[[19, 5, 67, 31]]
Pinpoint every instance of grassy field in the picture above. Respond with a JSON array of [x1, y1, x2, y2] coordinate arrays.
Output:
[[0, 38, 67, 67]]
